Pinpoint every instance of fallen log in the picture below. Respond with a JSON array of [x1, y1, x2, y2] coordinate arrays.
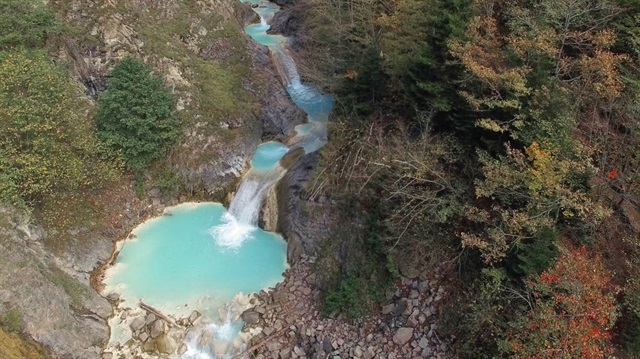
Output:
[[139, 301, 176, 327]]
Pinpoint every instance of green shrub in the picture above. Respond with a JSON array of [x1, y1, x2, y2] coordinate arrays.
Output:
[[0, 309, 22, 333], [319, 214, 391, 319], [321, 276, 381, 318], [0, 0, 59, 50], [96, 57, 181, 173], [0, 50, 117, 205]]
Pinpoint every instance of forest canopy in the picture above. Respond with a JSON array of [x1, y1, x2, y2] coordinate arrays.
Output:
[[301, 0, 640, 356]]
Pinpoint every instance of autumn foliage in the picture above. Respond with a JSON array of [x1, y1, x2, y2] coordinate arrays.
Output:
[[504, 246, 618, 358]]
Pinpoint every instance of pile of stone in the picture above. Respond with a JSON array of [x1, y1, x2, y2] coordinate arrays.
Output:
[[241, 255, 450, 359], [129, 313, 174, 354], [379, 278, 448, 358], [117, 307, 201, 357]]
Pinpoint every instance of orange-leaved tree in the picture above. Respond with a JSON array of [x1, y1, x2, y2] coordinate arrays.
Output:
[[503, 246, 619, 358]]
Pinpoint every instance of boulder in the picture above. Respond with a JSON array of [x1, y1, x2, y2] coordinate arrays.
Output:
[[406, 315, 419, 328], [393, 327, 413, 345], [156, 333, 177, 354], [418, 336, 429, 349], [142, 340, 156, 353], [272, 291, 287, 303], [382, 303, 395, 315], [188, 310, 202, 325], [130, 317, 145, 332], [106, 293, 120, 303], [266, 340, 281, 352], [150, 320, 165, 338], [241, 310, 260, 324], [417, 281, 429, 293], [393, 299, 408, 317], [139, 331, 149, 343], [323, 339, 332, 352]]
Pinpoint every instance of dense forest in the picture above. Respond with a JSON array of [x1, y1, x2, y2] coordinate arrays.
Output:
[[292, 0, 640, 357]]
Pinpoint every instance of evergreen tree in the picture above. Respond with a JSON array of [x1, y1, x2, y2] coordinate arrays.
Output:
[[383, 0, 471, 114], [96, 57, 181, 173]]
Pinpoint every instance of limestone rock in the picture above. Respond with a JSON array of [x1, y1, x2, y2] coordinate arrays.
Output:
[[393, 299, 408, 317], [418, 336, 429, 349], [139, 331, 149, 343], [142, 340, 156, 353], [156, 333, 177, 354], [382, 303, 395, 315], [0, 206, 111, 359], [407, 314, 419, 328], [150, 320, 165, 338], [188, 310, 202, 325], [130, 317, 145, 332], [241, 310, 261, 324], [417, 281, 429, 293], [393, 327, 414, 345]]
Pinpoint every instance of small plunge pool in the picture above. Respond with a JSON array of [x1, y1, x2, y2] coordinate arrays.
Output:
[[103, 203, 287, 347]]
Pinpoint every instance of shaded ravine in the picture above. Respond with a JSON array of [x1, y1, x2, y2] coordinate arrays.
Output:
[[181, 1, 334, 356], [101, 0, 333, 357]]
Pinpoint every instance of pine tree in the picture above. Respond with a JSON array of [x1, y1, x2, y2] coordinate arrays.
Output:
[[96, 57, 180, 173]]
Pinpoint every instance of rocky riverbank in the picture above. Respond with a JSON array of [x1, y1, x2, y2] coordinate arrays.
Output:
[[241, 255, 450, 359]]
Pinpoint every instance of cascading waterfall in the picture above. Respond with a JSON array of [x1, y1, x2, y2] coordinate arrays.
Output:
[[102, 0, 333, 358], [189, 3, 334, 355], [210, 168, 284, 249], [196, 2, 335, 355], [273, 48, 301, 87], [227, 171, 281, 225]]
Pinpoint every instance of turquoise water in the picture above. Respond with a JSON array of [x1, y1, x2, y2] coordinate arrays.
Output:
[[250, 141, 289, 171], [241, 9, 334, 154], [245, 23, 285, 46], [103, 203, 287, 318], [294, 123, 313, 135], [287, 83, 334, 122]]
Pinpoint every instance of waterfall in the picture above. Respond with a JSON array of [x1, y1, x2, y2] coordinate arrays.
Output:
[[273, 49, 301, 87], [228, 172, 278, 225], [210, 169, 283, 249]]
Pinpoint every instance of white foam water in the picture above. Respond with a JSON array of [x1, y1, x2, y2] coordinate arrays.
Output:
[[208, 212, 255, 249]]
